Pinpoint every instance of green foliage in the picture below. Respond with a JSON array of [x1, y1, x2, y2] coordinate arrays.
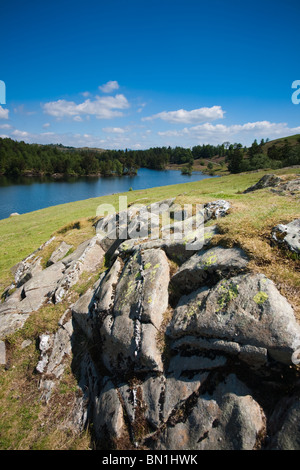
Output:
[[226, 135, 300, 173]]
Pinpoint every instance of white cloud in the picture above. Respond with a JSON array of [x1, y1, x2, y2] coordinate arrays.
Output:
[[11, 129, 30, 139], [158, 121, 300, 146], [42, 122, 51, 128], [0, 106, 9, 119], [102, 127, 126, 134], [43, 94, 130, 120], [143, 105, 225, 124], [99, 80, 120, 93], [0, 123, 11, 129]]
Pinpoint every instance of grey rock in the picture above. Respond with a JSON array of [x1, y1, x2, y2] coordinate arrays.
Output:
[[146, 198, 176, 215], [138, 322, 164, 372], [0, 340, 6, 365], [22, 261, 65, 311], [11, 256, 42, 287], [171, 336, 268, 368], [155, 374, 266, 451], [268, 395, 300, 450], [0, 311, 30, 339], [171, 246, 249, 295], [46, 241, 73, 266], [95, 200, 173, 254], [203, 199, 231, 219], [38, 313, 74, 401], [95, 258, 122, 313], [162, 373, 208, 424], [168, 273, 300, 365], [270, 178, 300, 196], [118, 382, 137, 425], [115, 225, 218, 265], [161, 213, 204, 238], [10, 236, 56, 286], [93, 378, 125, 440], [72, 288, 95, 340], [271, 218, 300, 254], [46, 319, 73, 378], [101, 311, 135, 373], [100, 248, 169, 374], [36, 334, 53, 374], [53, 236, 105, 303], [168, 353, 227, 377], [244, 174, 282, 193], [139, 375, 166, 428], [21, 339, 32, 349], [162, 225, 218, 263], [61, 239, 91, 267]]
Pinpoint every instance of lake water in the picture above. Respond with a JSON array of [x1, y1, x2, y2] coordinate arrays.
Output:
[[0, 168, 215, 221]]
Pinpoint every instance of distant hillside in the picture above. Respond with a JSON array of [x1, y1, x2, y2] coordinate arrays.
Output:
[[225, 134, 300, 174], [262, 133, 300, 150]]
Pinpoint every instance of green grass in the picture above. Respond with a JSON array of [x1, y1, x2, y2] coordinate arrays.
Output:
[[0, 167, 299, 294]]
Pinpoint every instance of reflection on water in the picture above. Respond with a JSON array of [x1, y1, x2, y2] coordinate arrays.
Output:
[[0, 168, 215, 220]]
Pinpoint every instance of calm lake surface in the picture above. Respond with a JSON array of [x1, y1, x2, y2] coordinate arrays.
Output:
[[0, 168, 215, 221]]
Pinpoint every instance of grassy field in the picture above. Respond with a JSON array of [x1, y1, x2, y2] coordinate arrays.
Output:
[[0, 166, 299, 450], [0, 167, 299, 297]]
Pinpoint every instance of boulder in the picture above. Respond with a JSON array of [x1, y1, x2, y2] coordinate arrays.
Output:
[[170, 246, 249, 296], [271, 218, 300, 254], [93, 377, 125, 440], [168, 273, 300, 366], [243, 174, 282, 193], [154, 374, 266, 451], [53, 236, 105, 303], [72, 287, 96, 341], [46, 241, 73, 266], [100, 248, 170, 374], [267, 395, 300, 450], [0, 311, 30, 339], [203, 199, 231, 219], [22, 261, 65, 311], [11, 256, 42, 287]]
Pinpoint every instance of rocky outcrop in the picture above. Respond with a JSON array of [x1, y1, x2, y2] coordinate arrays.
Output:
[[244, 174, 300, 198], [244, 174, 283, 193], [270, 177, 300, 197], [1, 197, 300, 450]]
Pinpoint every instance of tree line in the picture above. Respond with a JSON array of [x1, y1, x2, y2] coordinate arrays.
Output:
[[0, 136, 299, 178], [0, 138, 224, 177], [226, 137, 300, 173]]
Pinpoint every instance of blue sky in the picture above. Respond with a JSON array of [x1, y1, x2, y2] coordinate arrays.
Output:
[[0, 0, 300, 149]]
